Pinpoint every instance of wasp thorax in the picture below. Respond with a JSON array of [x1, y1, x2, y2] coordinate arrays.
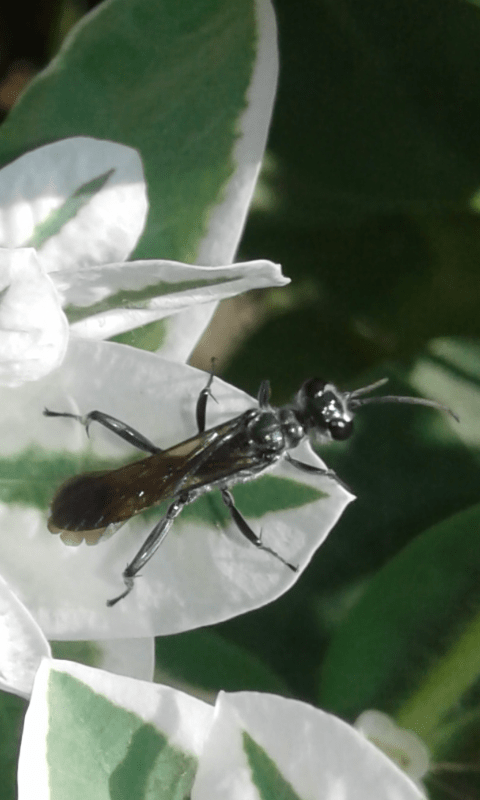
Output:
[[248, 411, 285, 453], [278, 408, 304, 448]]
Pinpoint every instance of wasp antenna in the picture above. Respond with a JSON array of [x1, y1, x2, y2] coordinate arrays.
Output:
[[351, 394, 459, 422], [348, 377, 389, 398]]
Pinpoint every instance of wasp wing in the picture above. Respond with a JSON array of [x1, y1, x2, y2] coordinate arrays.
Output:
[[47, 418, 245, 544], [172, 429, 274, 490]]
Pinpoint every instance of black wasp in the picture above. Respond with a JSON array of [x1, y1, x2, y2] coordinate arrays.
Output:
[[44, 370, 456, 606]]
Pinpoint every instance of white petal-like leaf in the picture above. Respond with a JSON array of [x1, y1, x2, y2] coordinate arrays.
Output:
[[0, 573, 50, 698], [0, 339, 351, 639], [0, 137, 146, 271], [18, 659, 213, 800], [57, 258, 289, 341], [18, 662, 426, 800], [0, 248, 68, 386], [355, 710, 430, 783], [193, 692, 427, 800]]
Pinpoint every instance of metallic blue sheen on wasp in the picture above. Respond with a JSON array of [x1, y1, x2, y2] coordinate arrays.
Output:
[[44, 370, 457, 606]]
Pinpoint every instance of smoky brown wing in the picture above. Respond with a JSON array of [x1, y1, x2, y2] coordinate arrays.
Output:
[[47, 422, 236, 538], [47, 465, 150, 536], [47, 456, 190, 535], [177, 436, 269, 491]]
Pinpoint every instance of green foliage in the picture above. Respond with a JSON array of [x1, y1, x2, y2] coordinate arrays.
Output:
[[155, 629, 289, 695], [0, 693, 27, 800]]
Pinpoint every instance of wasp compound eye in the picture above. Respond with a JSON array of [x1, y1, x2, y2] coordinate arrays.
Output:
[[329, 418, 353, 441]]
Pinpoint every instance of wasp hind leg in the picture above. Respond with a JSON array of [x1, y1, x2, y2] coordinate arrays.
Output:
[[43, 408, 161, 454], [107, 494, 188, 607], [220, 488, 297, 572]]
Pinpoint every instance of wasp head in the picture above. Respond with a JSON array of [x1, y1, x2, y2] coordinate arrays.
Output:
[[294, 378, 354, 441]]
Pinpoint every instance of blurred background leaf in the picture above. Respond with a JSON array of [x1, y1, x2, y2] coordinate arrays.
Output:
[[0, 693, 27, 800], [194, 2, 480, 795]]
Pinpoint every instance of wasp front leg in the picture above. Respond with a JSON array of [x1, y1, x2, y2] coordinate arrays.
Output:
[[285, 454, 351, 493], [220, 488, 297, 572], [44, 408, 161, 454]]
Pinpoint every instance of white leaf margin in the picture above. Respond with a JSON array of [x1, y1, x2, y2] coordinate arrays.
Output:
[[164, 0, 280, 358], [196, 0, 278, 267]]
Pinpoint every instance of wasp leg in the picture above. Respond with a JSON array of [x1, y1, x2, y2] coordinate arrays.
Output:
[[107, 495, 188, 607], [220, 488, 297, 572], [285, 454, 351, 493], [257, 379, 271, 408], [196, 359, 218, 433], [43, 408, 161, 454]]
